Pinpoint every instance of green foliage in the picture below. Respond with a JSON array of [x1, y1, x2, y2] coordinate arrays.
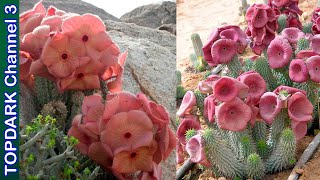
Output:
[[243, 58, 254, 72], [190, 33, 208, 72], [226, 55, 242, 78], [185, 129, 198, 141], [19, 115, 100, 180], [194, 90, 206, 115], [277, 14, 288, 34], [191, 33, 204, 58], [176, 70, 182, 85], [177, 85, 187, 99], [253, 57, 279, 91], [302, 22, 313, 34], [246, 153, 265, 180], [203, 70, 212, 80], [295, 38, 310, 55]]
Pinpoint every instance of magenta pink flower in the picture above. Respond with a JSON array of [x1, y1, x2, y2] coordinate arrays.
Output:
[[213, 77, 248, 102], [273, 85, 307, 96], [237, 71, 266, 105], [204, 95, 217, 123], [252, 27, 266, 45], [101, 110, 154, 153], [198, 75, 220, 94], [139, 162, 162, 180], [306, 56, 320, 82], [311, 35, 320, 54], [249, 105, 259, 127], [281, 27, 304, 44], [267, 37, 293, 68], [176, 143, 185, 164], [211, 39, 237, 64], [296, 50, 318, 60], [176, 91, 197, 117], [259, 92, 282, 124], [202, 28, 220, 66], [288, 92, 313, 122], [186, 134, 211, 167], [291, 120, 307, 141], [215, 97, 252, 131], [176, 118, 201, 145], [289, 59, 308, 83], [252, 8, 268, 28]]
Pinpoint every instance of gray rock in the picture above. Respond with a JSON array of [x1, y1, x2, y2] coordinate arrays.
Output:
[[20, 0, 120, 22], [120, 1, 176, 29], [158, 23, 176, 35]]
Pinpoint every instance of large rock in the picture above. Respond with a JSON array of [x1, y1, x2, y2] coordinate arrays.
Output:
[[120, 1, 176, 29], [20, 0, 120, 22]]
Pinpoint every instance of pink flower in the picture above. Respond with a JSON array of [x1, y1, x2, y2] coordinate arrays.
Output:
[[202, 29, 220, 66], [288, 92, 313, 122], [311, 35, 320, 54], [289, 59, 308, 83], [101, 110, 154, 153], [273, 85, 307, 96], [176, 91, 197, 117], [20, 1, 46, 36], [267, 37, 293, 68], [41, 32, 87, 78], [213, 77, 248, 102], [177, 118, 201, 145], [291, 120, 307, 141], [153, 126, 176, 163], [296, 50, 318, 60], [197, 75, 220, 94], [249, 105, 259, 127], [204, 95, 217, 123], [216, 97, 252, 131], [112, 145, 156, 174], [306, 56, 320, 82], [176, 143, 185, 164], [237, 71, 266, 105], [139, 162, 162, 180], [88, 142, 113, 169], [20, 51, 33, 81], [272, 0, 290, 7], [281, 27, 304, 44], [211, 39, 237, 64], [252, 8, 269, 28], [259, 92, 282, 124], [186, 134, 211, 167], [62, 13, 120, 61]]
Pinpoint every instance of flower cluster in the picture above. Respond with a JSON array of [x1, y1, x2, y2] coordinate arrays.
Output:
[[20, 1, 125, 92], [259, 86, 313, 140], [312, 7, 320, 34], [202, 25, 248, 66], [245, 4, 278, 55], [68, 92, 176, 180], [268, 0, 302, 29]]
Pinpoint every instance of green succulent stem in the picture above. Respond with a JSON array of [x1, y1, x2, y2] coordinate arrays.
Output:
[[226, 55, 242, 78]]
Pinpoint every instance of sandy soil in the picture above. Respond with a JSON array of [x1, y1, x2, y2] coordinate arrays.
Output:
[[176, 0, 320, 179]]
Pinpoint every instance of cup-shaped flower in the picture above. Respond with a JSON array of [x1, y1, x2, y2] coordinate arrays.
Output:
[[139, 162, 162, 180], [101, 110, 154, 153], [88, 142, 113, 170], [197, 75, 220, 94], [211, 39, 237, 64], [176, 117, 201, 145], [296, 50, 318, 60], [20, 51, 33, 81], [112, 145, 156, 174], [311, 35, 320, 54], [153, 126, 176, 163], [288, 92, 313, 122], [273, 85, 307, 96], [237, 71, 266, 105], [202, 28, 220, 66], [186, 134, 210, 167], [213, 77, 248, 102], [41, 32, 87, 78], [259, 92, 282, 124], [281, 27, 304, 44], [252, 7, 269, 28], [306, 56, 320, 82], [291, 120, 307, 141], [267, 37, 293, 68], [204, 95, 217, 123], [176, 91, 197, 117], [289, 59, 308, 83], [215, 97, 252, 131], [20, 1, 46, 37]]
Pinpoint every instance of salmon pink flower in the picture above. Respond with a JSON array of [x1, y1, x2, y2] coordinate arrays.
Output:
[[20, 51, 33, 81], [41, 32, 87, 78], [20, 1, 46, 36], [177, 118, 201, 145], [289, 59, 308, 83], [153, 127, 176, 163], [237, 71, 266, 105], [213, 77, 248, 102], [306, 56, 320, 82], [112, 145, 156, 174], [88, 142, 113, 169], [186, 134, 210, 167], [216, 97, 252, 131], [176, 91, 197, 117], [139, 162, 162, 180], [101, 110, 154, 153], [267, 37, 293, 68], [259, 92, 282, 124], [197, 75, 220, 94], [288, 92, 313, 122]]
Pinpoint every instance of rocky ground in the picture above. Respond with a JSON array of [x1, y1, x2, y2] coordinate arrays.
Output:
[[20, 0, 176, 179], [176, 0, 320, 179]]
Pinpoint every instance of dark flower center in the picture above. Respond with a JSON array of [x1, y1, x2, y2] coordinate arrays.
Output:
[[61, 53, 68, 60], [130, 152, 137, 158], [124, 132, 132, 139], [77, 73, 84, 79], [82, 35, 89, 42]]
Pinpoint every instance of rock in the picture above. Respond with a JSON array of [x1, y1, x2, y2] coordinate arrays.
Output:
[[20, 0, 120, 22], [158, 23, 176, 35], [120, 1, 176, 29]]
